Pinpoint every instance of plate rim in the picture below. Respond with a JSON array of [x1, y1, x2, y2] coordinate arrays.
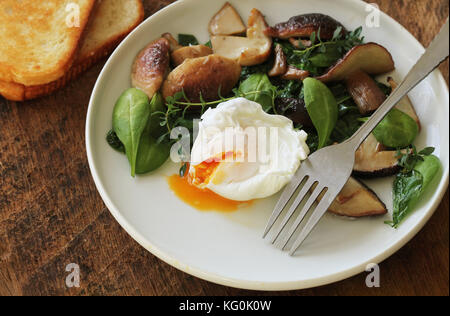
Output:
[[85, 0, 449, 291]]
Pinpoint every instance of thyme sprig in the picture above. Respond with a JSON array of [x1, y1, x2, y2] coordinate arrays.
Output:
[[154, 88, 278, 143], [278, 26, 365, 76]]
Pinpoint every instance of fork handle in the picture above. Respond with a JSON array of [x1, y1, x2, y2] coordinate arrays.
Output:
[[348, 18, 449, 150]]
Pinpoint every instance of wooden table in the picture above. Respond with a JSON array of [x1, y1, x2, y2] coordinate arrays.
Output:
[[0, 0, 448, 296]]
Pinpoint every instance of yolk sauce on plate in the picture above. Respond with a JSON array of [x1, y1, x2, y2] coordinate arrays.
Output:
[[167, 157, 253, 212]]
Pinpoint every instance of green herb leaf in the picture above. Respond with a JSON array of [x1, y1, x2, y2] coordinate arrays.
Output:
[[134, 93, 171, 174], [419, 147, 435, 156], [135, 134, 170, 174], [308, 45, 342, 67], [303, 78, 339, 149], [237, 73, 277, 112], [179, 163, 188, 178], [178, 34, 199, 46], [113, 88, 151, 177], [388, 154, 441, 228], [372, 109, 419, 148]]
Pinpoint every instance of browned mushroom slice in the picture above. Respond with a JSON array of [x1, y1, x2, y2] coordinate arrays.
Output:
[[162, 32, 182, 52], [131, 38, 171, 99], [268, 44, 287, 77], [171, 45, 213, 66], [265, 13, 346, 39], [346, 70, 387, 114], [388, 77, 421, 129], [275, 98, 313, 128], [317, 43, 395, 83], [162, 55, 241, 103], [353, 134, 401, 178], [211, 9, 272, 66], [209, 2, 246, 36], [281, 66, 310, 81], [321, 177, 387, 217]]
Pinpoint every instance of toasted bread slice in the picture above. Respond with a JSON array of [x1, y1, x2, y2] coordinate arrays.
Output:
[[0, 0, 96, 86], [0, 0, 144, 101]]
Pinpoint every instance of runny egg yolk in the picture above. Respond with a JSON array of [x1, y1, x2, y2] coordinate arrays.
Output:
[[189, 151, 235, 187], [167, 174, 252, 212], [167, 152, 253, 212]]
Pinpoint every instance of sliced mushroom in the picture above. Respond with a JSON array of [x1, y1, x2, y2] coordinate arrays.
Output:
[[162, 32, 182, 52], [352, 80, 421, 178], [353, 134, 401, 178], [317, 43, 395, 83], [161, 55, 241, 103], [275, 97, 313, 128], [209, 2, 246, 36], [281, 66, 310, 81], [171, 45, 213, 67], [346, 70, 387, 114], [318, 177, 387, 217], [268, 44, 287, 77], [211, 9, 272, 66], [131, 38, 171, 99], [388, 77, 421, 129], [265, 13, 346, 39]]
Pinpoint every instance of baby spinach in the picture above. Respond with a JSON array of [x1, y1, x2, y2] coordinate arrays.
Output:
[[236, 73, 277, 112], [135, 133, 170, 174], [388, 151, 441, 228], [303, 78, 338, 149], [135, 93, 171, 174], [372, 108, 419, 148], [308, 45, 342, 68], [178, 34, 199, 46], [113, 88, 151, 177]]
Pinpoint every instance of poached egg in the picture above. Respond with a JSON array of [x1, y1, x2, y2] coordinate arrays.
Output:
[[187, 98, 309, 201]]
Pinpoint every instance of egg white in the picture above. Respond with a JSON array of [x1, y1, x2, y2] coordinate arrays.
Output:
[[189, 98, 309, 201]]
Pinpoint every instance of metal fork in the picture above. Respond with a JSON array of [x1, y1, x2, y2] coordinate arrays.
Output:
[[263, 19, 449, 256]]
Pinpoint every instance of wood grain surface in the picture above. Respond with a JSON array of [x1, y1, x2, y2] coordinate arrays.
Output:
[[0, 0, 448, 296]]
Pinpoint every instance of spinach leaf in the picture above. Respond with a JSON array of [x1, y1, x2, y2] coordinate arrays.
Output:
[[303, 78, 338, 149], [388, 155, 441, 228], [135, 134, 170, 174], [236, 73, 277, 112], [308, 45, 342, 68], [135, 93, 171, 174], [113, 88, 151, 177], [372, 108, 419, 148], [106, 129, 125, 153], [178, 34, 199, 46]]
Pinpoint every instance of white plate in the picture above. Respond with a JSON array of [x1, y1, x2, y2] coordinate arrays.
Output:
[[86, 0, 449, 290]]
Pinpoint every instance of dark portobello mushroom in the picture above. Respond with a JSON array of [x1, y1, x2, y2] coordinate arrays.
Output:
[[275, 97, 313, 128], [265, 13, 346, 39]]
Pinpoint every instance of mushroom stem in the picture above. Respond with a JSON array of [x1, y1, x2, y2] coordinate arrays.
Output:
[[281, 66, 310, 81], [268, 44, 287, 77], [345, 70, 386, 114]]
